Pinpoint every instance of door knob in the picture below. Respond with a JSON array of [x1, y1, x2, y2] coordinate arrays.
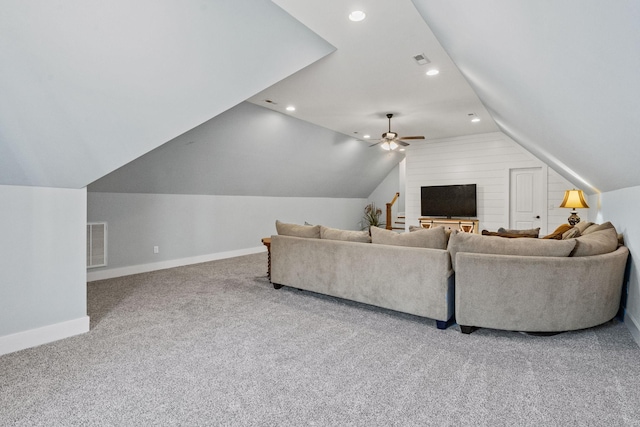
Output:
[[535, 215, 540, 219]]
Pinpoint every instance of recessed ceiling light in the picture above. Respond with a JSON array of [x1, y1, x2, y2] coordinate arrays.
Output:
[[471, 117, 481, 122], [399, 148, 406, 152], [363, 135, 370, 139], [426, 69, 439, 76], [348, 10, 366, 22], [286, 106, 296, 112]]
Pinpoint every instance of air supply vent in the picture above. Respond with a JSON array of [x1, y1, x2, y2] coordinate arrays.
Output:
[[87, 222, 107, 268]]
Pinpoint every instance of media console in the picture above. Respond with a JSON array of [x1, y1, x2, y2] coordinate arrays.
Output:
[[418, 217, 479, 234]]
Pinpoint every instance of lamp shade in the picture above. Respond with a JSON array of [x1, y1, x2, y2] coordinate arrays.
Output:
[[559, 189, 590, 209]]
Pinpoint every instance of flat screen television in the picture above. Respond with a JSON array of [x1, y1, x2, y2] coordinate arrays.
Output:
[[421, 184, 477, 218]]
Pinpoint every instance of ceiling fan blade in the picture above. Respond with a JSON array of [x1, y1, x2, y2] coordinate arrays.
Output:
[[397, 141, 410, 147], [398, 136, 425, 140], [369, 141, 382, 147]]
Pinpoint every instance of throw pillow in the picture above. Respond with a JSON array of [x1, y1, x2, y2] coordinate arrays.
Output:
[[542, 224, 573, 239], [275, 220, 321, 239], [320, 226, 371, 243], [561, 227, 581, 239], [482, 230, 539, 238], [497, 227, 541, 237], [447, 231, 576, 270], [575, 221, 594, 234], [582, 221, 615, 235], [370, 226, 447, 249], [570, 227, 619, 257]]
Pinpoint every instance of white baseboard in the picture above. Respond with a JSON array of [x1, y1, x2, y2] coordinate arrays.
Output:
[[0, 316, 90, 356], [625, 312, 640, 348], [87, 246, 267, 282]]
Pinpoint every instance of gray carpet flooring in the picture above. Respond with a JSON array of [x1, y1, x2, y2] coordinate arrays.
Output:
[[2, 253, 640, 426]]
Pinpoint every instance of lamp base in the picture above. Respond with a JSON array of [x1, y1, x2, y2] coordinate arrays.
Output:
[[567, 211, 581, 226]]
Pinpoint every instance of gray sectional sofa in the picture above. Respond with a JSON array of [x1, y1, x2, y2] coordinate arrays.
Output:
[[269, 220, 629, 334], [270, 223, 455, 329]]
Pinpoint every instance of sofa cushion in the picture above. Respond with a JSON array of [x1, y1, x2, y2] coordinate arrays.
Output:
[[275, 220, 321, 239], [497, 227, 540, 237], [320, 226, 371, 243], [571, 226, 619, 257], [542, 224, 573, 239], [371, 226, 447, 249], [448, 231, 576, 269]]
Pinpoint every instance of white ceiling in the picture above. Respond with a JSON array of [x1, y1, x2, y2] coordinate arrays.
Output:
[[249, 0, 498, 142], [251, 0, 640, 194]]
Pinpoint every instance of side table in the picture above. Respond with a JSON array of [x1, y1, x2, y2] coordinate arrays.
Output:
[[261, 237, 271, 281]]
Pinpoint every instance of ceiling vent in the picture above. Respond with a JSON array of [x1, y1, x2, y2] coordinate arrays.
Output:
[[413, 54, 430, 65]]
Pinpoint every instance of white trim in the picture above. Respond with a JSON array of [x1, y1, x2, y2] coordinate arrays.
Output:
[[0, 316, 90, 356], [87, 246, 267, 281], [625, 312, 640, 348]]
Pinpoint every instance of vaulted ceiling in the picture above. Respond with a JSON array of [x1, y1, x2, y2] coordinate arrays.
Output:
[[3, 1, 639, 196], [0, 0, 333, 188]]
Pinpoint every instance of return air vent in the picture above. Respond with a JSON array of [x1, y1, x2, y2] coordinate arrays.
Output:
[[87, 222, 107, 268], [413, 53, 430, 65]]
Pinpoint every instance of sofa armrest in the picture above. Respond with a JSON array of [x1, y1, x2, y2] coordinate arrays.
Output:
[[455, 246, 629, 332]]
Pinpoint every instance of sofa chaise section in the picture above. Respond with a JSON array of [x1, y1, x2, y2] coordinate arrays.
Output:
[[454, 244, 629, 333], [270, 234, 455, 329]]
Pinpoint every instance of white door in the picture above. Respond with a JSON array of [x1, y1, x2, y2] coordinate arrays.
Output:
[[509, 168, 543, 231]]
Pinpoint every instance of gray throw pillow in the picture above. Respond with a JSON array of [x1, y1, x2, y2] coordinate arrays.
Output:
[[570, 227, 619, 257], [275, 220, 321, 239], [320, 226, 371, 243], [497, 227, 541, 237], [447, 231, 576, 270], [370, 226, 447, 249]]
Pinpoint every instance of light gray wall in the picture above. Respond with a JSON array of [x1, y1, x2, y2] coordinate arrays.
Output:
[[87, 192, 366, 272], [595, 185, 640, 343], [0, 185, 86, 336], [367, 163, 401, 227]]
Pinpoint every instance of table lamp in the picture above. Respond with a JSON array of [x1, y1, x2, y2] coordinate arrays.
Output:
[[559, 189, 589, 225]]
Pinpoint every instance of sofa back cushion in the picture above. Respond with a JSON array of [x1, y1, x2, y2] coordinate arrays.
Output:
[[320, 226, 371, 243], [570, 224, 619, 257], [371, 226, 447, 249], [447, 231, 576, 270], [275, 220, 321, 239]]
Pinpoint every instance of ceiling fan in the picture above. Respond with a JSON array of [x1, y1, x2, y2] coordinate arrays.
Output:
[[369, 113, 425, 150]]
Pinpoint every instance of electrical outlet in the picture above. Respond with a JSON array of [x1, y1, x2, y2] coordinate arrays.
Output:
[[154, 246, 159, 254]]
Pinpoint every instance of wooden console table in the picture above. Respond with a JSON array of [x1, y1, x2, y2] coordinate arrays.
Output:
[[419, 217, 479, 234]]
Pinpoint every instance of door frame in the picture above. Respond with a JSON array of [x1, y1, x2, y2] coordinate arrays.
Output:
[[505, 166, 548, 235]]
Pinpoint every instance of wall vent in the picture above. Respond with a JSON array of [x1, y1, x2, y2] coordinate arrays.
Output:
[[87, 222, 107, 268]]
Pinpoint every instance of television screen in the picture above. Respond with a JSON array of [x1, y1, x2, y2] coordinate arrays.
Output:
[[421, 184, 477, 218]]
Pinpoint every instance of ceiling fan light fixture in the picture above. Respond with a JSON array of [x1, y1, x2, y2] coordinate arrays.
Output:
[[389, 141, 398, 150], [348, 11, 366, 22], [381, 141, 391, 151]]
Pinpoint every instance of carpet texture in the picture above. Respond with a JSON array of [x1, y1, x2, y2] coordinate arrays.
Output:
[[1, 253, 640, 426]]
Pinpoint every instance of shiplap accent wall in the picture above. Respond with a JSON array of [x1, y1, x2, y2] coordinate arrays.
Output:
[[405, 132, 582, 234]]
